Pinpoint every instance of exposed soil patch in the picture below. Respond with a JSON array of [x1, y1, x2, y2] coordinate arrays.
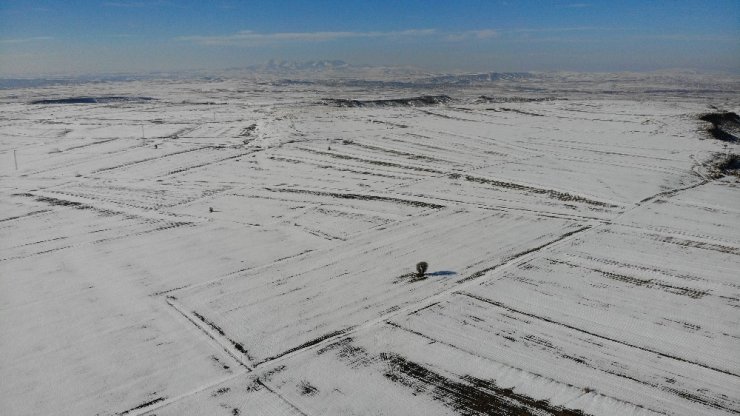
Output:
[[699, 112, 739, 142], [30, 96, 154, 105], [240, 123, 257, 138], [298, 380, 319, 396], [380, 352, 588, 416], [211, 387, 230, 397], [322, 95, 452, 108], [315, 337, 375, 368]]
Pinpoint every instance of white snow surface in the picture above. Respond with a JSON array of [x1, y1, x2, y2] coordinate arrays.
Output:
[[1, 74, 739, 416]]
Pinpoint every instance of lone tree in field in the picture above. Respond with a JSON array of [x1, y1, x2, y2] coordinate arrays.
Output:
[[416, 261, 428, 277]]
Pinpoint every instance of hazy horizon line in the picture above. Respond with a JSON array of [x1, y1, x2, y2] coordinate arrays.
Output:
[[2, 60, 739, 80]]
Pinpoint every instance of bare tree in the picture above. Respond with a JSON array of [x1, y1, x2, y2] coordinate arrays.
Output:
[[416, 261, 428, 277]]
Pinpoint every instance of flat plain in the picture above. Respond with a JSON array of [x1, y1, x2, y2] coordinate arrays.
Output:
[[1, 72, 738, 415]]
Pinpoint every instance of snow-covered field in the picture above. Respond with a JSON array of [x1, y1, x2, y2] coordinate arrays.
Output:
[[1, 74, 739, 415]]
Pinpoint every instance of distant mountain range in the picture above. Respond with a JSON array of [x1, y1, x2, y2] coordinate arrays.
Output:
[[253, 59, 352, 71]]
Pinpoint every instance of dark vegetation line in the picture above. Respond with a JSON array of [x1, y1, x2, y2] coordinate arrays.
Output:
[[163, 150, 255, 176], [150, 285, 191, 297], [637, 179, 708, 203], [255, 328, 354, 366], [302, 147, 446, 174], [0, 209, 50, 222], [117, 397, 165, 415], [63, 138, 118, 151], [0, 244, 74, 262], [458, 292, 740, 379], [268, 155, 408, 179], [30, 96, 155, 105], [11, 236, 68, 248], [321, 95, 452, 108], [417, 108, 480, 122], [486, 107, 545, 116], [264, 187, 445, 209], [346, 141, 445, 163], [463, 175, 619, 208]]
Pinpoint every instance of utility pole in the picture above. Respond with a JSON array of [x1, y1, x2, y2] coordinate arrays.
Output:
[[13, 149, 17, 170], [141, 125, 145, 139]]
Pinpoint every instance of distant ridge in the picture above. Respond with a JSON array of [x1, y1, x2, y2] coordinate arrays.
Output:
[[420, 72, 533, 85]]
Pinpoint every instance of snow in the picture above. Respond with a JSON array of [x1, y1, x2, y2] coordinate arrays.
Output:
[[1, 74, 738, 415]]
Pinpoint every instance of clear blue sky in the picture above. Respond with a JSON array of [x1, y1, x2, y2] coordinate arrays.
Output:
[[0, 0, 738, 76]]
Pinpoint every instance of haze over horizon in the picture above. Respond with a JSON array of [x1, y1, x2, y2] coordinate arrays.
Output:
[[0, 0, 738, 77]]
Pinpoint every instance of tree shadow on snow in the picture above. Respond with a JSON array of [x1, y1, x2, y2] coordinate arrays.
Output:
[[427, 270, 457, 276], [395, 270, 457, 284]]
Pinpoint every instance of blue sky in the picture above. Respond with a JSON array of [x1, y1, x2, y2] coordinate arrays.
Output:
[[0, 0, 738, 76]]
